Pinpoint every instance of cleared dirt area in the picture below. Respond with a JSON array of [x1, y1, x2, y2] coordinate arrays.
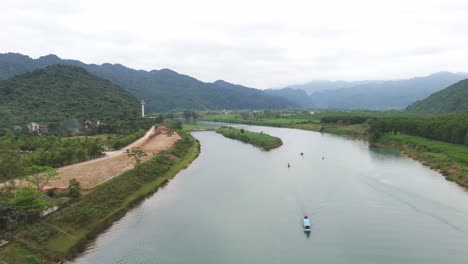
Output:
[[48, 126, 180, 189]]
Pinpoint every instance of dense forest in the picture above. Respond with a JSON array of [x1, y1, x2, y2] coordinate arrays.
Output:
[[0, 53, 295, 111], [0, 65, 140, 134], [407, 79, 468, 113], [369, 111, 468, 145]]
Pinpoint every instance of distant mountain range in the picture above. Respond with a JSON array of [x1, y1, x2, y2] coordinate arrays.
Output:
[[268, 72, 468, 109], [407, 79, 468, 113], [0, 65, 139, 127], [284, 80, 381, 94], [1, 52, 466, 112], [0, 53, 294, 112]]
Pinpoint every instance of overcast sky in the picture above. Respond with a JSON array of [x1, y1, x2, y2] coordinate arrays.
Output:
[[2, 0, 468, 88]]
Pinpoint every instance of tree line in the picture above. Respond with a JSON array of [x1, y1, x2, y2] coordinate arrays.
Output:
[[369, 111, 468, 145]]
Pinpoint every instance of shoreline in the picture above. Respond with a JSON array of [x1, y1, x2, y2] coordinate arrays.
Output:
[[1, 132, 201, 263], [205, 119, 467, 189]]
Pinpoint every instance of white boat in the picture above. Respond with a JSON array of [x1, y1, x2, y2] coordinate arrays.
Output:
[[303, 216, 311, 231]]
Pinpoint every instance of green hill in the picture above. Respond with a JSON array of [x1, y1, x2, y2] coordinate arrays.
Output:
[[0, 65, 139, 128], [0, 53, 295, 111], [407, 79, 468, 113]]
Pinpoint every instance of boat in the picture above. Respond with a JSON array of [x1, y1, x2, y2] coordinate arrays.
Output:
[[303, 215, 311, 231]]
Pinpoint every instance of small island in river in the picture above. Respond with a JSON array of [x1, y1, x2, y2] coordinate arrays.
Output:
[[216, 126, 283, 151]]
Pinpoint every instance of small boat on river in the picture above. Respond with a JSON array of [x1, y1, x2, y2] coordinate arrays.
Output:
[[303, 216, 311, 232]]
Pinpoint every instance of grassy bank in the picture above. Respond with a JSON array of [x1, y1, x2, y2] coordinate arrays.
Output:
[[1, 131, 200, 262], [377, 134, 468, 188], [204, 114, 321, 129], [217, 126, 282, 151], [182, 124, 216, 132], [204, 114, 368, 139]]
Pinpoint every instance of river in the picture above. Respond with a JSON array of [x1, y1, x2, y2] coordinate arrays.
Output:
[[71, 124, 468, 264]]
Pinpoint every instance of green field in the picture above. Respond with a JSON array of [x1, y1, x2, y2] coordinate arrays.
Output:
[[217, 126, 283, 151]]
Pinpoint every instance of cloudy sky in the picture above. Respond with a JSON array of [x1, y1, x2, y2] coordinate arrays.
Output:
[[2, 0, 468, 88]]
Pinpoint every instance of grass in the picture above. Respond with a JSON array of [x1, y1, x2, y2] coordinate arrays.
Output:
[[378, 134, 468, 188], [216, 126, 282, 151], [204, 114, 319, 128], [6, 131, 200, 261], [181, 124, 216, 132], [203, 114, 367, 138], [0, 243, 42, 264]]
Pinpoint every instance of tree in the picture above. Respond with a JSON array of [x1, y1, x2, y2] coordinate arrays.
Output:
[[126, 148, 148, 176], [68, 178, 81, 199], [24, 165, 59, 191], [9, 188, 47, 222], [0, 143, 24, 183], [0, 201, 19, 228]]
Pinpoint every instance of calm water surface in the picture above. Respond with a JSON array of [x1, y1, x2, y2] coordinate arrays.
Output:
[[71, 125, 468, 264]]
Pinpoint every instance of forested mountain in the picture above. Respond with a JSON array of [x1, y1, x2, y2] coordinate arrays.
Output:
[[264, 88, 312, 108], [0, 65, 139, 127], [407, 79, 468, 113], [0, 53, 294, 111], [273, 72, 468, 110]]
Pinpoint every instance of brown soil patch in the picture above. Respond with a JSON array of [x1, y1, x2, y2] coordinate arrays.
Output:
[[48, 126, 180, 189]]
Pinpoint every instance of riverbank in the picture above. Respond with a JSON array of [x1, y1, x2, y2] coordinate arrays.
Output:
[[217, 126, 282, 151], [0, 131, 200, 263], [50, 126, 180, 189], [375, 134, 468, 188], [203, 115, 467, 189]]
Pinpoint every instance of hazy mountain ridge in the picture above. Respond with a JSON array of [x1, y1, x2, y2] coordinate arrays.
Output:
[[0, 53, 295, 111], [407, 79, 468, 113], [273, 72, 468, 109]]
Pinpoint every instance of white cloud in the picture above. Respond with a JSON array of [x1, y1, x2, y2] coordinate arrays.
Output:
[[1, 0, 468, 88]]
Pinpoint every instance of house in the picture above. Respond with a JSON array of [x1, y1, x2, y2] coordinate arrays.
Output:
[[27, 122, 40, 132], [27, 122, 48, 134], [84, 119, 101, 129]]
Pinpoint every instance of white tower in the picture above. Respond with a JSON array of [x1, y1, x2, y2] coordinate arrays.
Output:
[[141, 100, 145, 118]]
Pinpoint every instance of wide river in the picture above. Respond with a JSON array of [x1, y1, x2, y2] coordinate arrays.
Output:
[[72, 124, 468, 264]]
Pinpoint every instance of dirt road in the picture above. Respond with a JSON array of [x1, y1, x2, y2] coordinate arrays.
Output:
[[48, 126, 180, 189]]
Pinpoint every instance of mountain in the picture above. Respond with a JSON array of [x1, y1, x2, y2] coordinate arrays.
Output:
[[274, 72, 468, 109], [0, 65, 139, 126], [284, 80, 380, 95], [0, 53, 294, 111], [407, 79, 468, 113], [264, 88, 312, 108]]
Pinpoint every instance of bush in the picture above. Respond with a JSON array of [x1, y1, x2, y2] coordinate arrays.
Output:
[[68, 179, 81, 199]]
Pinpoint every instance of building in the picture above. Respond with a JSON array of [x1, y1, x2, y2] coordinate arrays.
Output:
[[27, 122, 48, 134]]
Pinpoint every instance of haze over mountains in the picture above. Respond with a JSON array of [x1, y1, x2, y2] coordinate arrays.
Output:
[[267, 72, 468, 109], [1, 52, 467, 112]]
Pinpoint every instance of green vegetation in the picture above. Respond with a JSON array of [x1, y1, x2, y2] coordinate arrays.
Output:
[[0, 131, 200, 261], [217, 126, 282, 150], [378, 134, 468, 188], [0, 65, 140, 132], [182, 124, 216, 132], [0, 243, 42, 264], [408, 79, 468, 113], [369, 111, 468, 145], [0, 53, 293, 112]]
